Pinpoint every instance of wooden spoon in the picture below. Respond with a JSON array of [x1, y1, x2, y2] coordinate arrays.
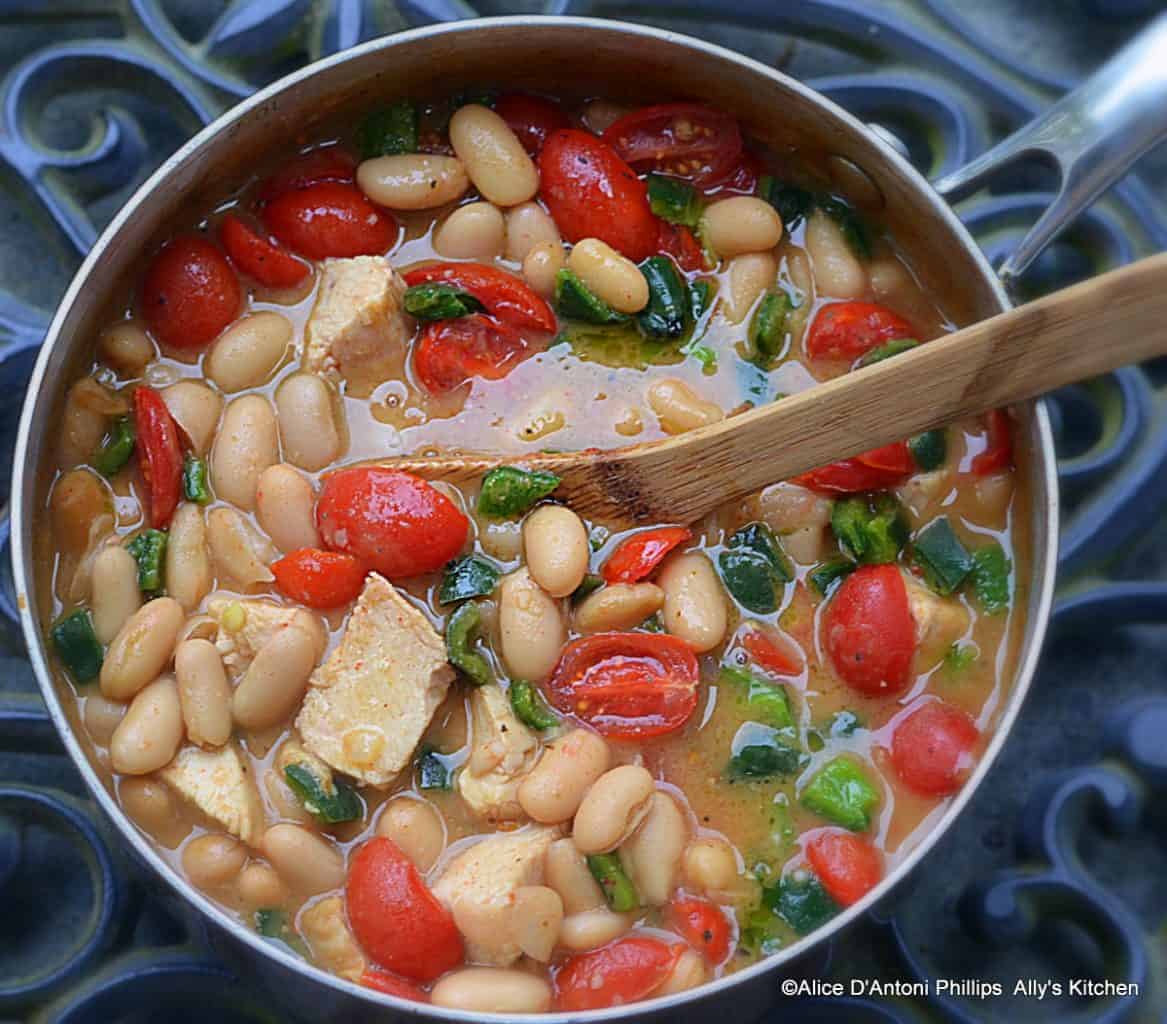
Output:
[[386, 252, 1167, 527]]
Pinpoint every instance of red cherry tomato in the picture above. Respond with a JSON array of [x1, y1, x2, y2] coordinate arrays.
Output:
[[805, 829, 883, 906], [656, 222, 707, 273], [219, 214, 309, 289], [824, 564, 916, 695], [539, 129, 659, 261], [263, 181, 397, 260], [140, 235, 240, 350], [316, 468, 469, 579], [891, 699, 980, 796], [359, 968, 430, 1002], [412, 314, 532, 393], [705, 150, 763, 195], [554, 937, 681, 1011], [667, 897, 734, 964], [346, 838, 462, 983], [258, 143, 357, 203], [805, 301, 915, 362], [132, 387, 183, 528], [602, 103, 743, 187], [494, 92, 570, 155], [794, 442, 914, 494], [971, 409, 1013, 476], [402, 262, 555, 333], [546, 633, 700, 739], [741, 627, 802, 677], [271, 548, 368, 608], [600, 526, 691, 584]]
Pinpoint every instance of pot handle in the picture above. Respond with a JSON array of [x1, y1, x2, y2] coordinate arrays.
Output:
[[932, 12, 1167, 286]]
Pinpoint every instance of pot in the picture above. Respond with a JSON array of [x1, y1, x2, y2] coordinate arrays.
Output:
[[11, 14, 1167, 1022]]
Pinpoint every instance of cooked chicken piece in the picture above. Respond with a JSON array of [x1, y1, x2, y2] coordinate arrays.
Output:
[[299, 895, 366, 982], [207, 596, 326, 676], [896, 467, 955, 524], [160, 743, 265, 845], [296, 573, 454, 787], [457, 684, 539, 823], [903, 571, 971, 669]]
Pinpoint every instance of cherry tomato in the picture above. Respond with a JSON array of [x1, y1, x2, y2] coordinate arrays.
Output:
[[741, 627, 802, 677], [132, 386, 183, 528], [346, 838, 462, 983], [554, 937, 680, 1011], [824, 564, 916, 695], [705, 150, 763, 195], [856, 441, 915, 474], [667, 896, 734, 964], [602, 103, 743, 187], [656, 222, 707, 273], [219, 214, 309, 289], [316, 468, 469, 579], [412, 314, 532, 393], [891, 699, 980, 796], [539, 129, 659, 261], [359, 968, 430, 1002], [794, 442, 914, 494], [805, 301, 915, 362], [271, 548, 368, 608], [494, 92, 570, 155], [805, 829, 882, 906], [257, 143, 357, 203], [140, 235, 240, 350], [263, 181, 397, 260], [971, 409, 1013, 476], [546, 633, 700, 739], [402, 262, 556, 333], [600, 526, 691, 584]]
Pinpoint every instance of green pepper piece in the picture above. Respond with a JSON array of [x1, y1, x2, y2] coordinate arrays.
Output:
[[718, 522, 794, 614], [636, 256, 689, 340], [688, 279, 716, 321], [284, 762, 362, 824], [358, 99, 418, 158], [416, 746, 452, 790], [255, 908, 287, 938], [808, 559, 854, 596], [757, 176, 814, 232], [570, 574, 604, 605], [445, 602, 493, 686], [856, 337, 920, 367], [554, 269, 630, 325], [767, 872, 839, 935], [638, 613, 665, 633], [912, 517, 972, 595], [908, 428, 947, 471], [439, 554, 501, 604], [403, 283, 484, 321], [477, 466, 561, 517], [588, 525, 610, 552], [586, 853, 639, 912], [646, 173, 703, 228], [50, 609, 103, 683], [720, 666, 795, 731], [800, 756, 880, 831], [126, 530, 168, 595], [831, 494, 907, 565], [748, 292, 793, 366], [182, 454, 211, 504], [944, 642, 978, 673], [510, 679, 559, 731], [970, 544, 1011, 613], [94, 416, 135, 478], [683, 341, 718, 373], [726, 719, 804, 780], [817, 194, 871, 260]]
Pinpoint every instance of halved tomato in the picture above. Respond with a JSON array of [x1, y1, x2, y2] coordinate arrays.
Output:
[[603, 103, 743, 187], [412, 314, 533, 393], [402, 262, 555, 333]]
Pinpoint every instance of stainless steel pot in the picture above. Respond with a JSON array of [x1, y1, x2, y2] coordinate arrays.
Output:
[[11, 14, 1167, 1022]]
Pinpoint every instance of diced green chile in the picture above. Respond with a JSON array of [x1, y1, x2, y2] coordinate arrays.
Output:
[[636, 256, 689, 340], [748, 292, 793, 366], [688, 279, 716, 321], [127, 529, 168, 595], [818, 194, 871, 260], [766, 873, 839, 935], [554, 269, 629, 325], [403, 283, 484, 321], [831, 494, 907, 565], [445, 602, 493, 686], [908, 429, 947, 471], [808, 559, 854, 596], [570, 574, 604, 605], [509, 679, 559, 731], [718, 522, 794, 614], [638, 613, 665, 633], [94, 416, 135, 477], [971, 544, 1011, 613], [727, 721, 803, 780], [587, 853, 639, 912], [912, 517, 972, 595], [359, 100, 418, 158], [284, 762, 362, 824], [416, 747, 452, 790], [646, 173, 703, 228], [255, 908, 287, 938], [720, 666, 795, 731], [183, 454, 211, 504], [856, 337, 920, 367], [944, 642, 978, 673], [757, 176, 814, 231], [800, 756, 880, 831], [439, 554, 500, 604], [50, 609, 103, 683], [477, 466, 561, 517]]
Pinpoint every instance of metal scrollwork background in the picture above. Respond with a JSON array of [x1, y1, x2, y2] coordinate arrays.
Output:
[[1, 2, 1165, 1021]]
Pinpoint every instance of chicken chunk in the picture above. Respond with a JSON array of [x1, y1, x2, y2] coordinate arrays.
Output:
[[903, 571, 971, 670], [303, 256, 409, 389], [299, 895, 366, 982], [457, 684, 539, 823], [160, 743, 265, 845], [432, 825, 560, 966], [207, 596, 325, 676], [296, 573, 454, 787]]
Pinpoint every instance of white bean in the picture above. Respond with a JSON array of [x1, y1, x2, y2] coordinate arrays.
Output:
[[572, 764, 655, 854], [568, 238, 649, 314], [723, 251, 778, 324], [522, 241, 565, 298], [701, 196, 783, 258], [162, 380, 223, 455], [683, 837, 739, 892], [256, 464, 319, 552], [647, 378, 724, 435], [518, 729, 611, 824], [100, 597, 183, 701], [182, 833, 247, 889], [620, 791, 688, 905], [431, 968, 551, 1014], [211, 394, 278, 510], [260, 823, 344, 896], [237, 862, 289, 909], [174, 638, 232, 748], [274, 373, 342, 472], [232, 615, 319, 730], [61, 380, 115, 468], [98, 321, 156, 376], [110, 676, 183, 774], [119, 776, 176, 833], [574, 582, 664, 634], [504, 201, 560, 263], [805, 208, 867, 299], [545, 838, 605, 914], [207, 507, 276, 587], [376, 797, 445, 872], [449, 104, 539, 207], [498, 568, 565, 682], [521, 505, 588, 598], [204, 312, 293, 393], [434, 202, 506, 260], [658, 552, 728, 653], [558, 908, 635, 951], [83, 695, 126, 746], [91, 546, 141, 644], [167, 503, 213, 611], [356, 154, 469, 210]]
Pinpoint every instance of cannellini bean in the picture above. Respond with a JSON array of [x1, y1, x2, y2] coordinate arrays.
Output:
[[274, 373, 343, 472], [781, 525, 824, 565], [574, 582, 664, 633], [522, 505, 588, 598], [545, 838, 606, 914], [657, 948, 706, 995], [504, 201, 560, 263], [207, 507, 276, 587], [512, 885, 564, 962], [683, 837, 739, 892], [167, 503, 213, 611], [83, 695, 126, 746], [723, 251, 778, 324], [522, 241, 565, 298], [434, 201, 506, 260], [237, 862, 289, 909], [119, 776, 176, 833], [109, 676, 183, 774], [51, 469, 109, 554], [175, 639, 232, 748], [98, 321, 156, 376], [356, 154, 469, 210], [658, 552, 728, 653], [647, 378, 724, 435], [204, 312, 293, 393], [572, 764, 655, 854], [805, 209, 867, 299], [498, 568, 565, 682], [376, 797, 445, 872], [567, 238, 649, 314], [449, 104, 539, 207], [61, 380, 119, 468], [431, 968, 552, 1014], [701, 196, 783, 258], [756, 482, 833, 533], [256, 464, 319, 552], [264, 765, 314, 825], [162, 381, 223, 455], [100, 597, 183, 701], [91, 546, 141, 644], [211, 394, 278, 510], [518, 729, 611, 824], [558, 908, 635, 952], [232, 615, 320, 730], [620, 791, 688, 905], [182, 833, 247, 889], [260, 823, 344, 896]]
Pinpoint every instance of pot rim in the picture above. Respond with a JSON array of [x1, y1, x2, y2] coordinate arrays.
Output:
[[10, 14, 1058, 1021]]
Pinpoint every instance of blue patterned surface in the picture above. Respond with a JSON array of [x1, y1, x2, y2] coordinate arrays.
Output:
[[2, 2, 1166, 1021]]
